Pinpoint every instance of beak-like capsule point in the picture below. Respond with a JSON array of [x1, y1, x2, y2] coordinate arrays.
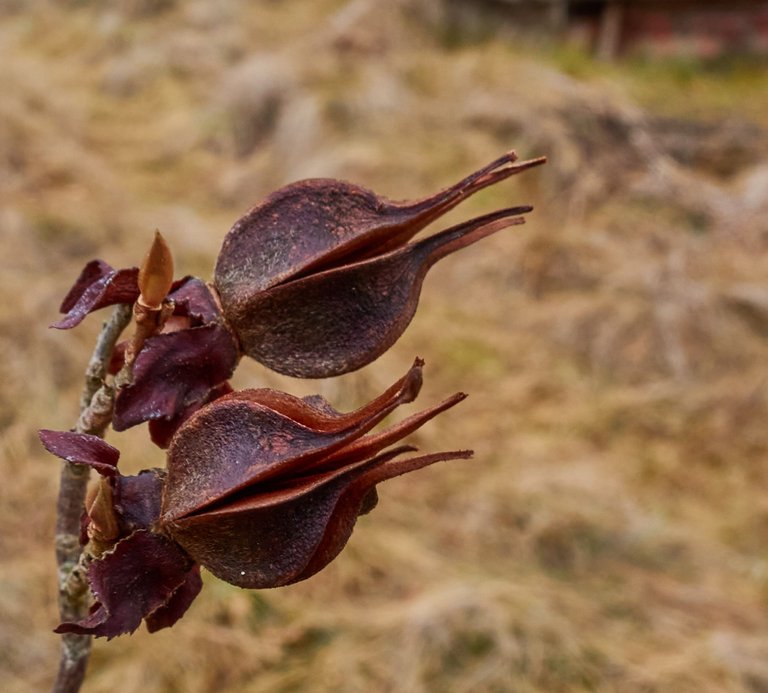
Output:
[[138, 230, 174, 309]]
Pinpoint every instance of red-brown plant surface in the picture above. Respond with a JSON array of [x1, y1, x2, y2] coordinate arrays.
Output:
[[42, 151, 542, 691]]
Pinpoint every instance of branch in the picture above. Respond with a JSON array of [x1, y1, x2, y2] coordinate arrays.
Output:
[[53, 303, 132, 693]]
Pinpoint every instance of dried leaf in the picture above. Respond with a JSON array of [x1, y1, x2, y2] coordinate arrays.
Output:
[[113, 469, 165, 535], [168, 276, 221, 326], [39, 429, 120, 476], [145, 565, 203, 633], [55, 530, 197, 639], [53, 261, 139, 329], [113, 324, 240, 431]]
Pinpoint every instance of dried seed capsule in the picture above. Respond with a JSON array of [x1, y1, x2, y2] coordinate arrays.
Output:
[[214, 152, 545, 377], [40, 361, 470, 636], [160, 360, 470, 588]]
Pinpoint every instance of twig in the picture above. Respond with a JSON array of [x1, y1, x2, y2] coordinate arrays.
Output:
[[53, 303, 132, 693]]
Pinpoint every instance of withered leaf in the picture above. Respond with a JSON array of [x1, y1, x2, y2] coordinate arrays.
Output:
[[53, 261, 139, 329], [55, 530, 197, 639], [145, 565, 203, 633], [39, 429, 120, 476], [113, 324, 240, 431], [168, 276, 221, 326], [113, 469, 165, 535]]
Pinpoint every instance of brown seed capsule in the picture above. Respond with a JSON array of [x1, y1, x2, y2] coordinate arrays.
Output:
[[159, 360, 471, 589], [51, 151, 545, 435], [214, 151, 545, 378]]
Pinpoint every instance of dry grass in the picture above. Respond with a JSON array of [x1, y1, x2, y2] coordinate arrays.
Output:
[[3, 1, 768, 691]]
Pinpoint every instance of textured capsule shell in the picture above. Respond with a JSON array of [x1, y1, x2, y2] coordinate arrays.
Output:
[[164, 457, 375, 588], [214, 153, 545, 378], [158, 360, 471, 589], [165, 447, 470, 589], [214, 152, 543, 299], [226, 208, 529, 377], [215, 179, 403, 299], [160, 361, 423, 522]]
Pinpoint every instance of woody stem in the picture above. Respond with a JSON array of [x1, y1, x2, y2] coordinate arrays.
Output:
[[53, 303, 132, 693]]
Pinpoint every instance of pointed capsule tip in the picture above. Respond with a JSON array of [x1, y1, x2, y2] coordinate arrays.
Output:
[[139, 230, 174, 309]]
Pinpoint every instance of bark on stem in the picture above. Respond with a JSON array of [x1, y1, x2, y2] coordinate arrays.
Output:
[[53, 303, 132, 693]]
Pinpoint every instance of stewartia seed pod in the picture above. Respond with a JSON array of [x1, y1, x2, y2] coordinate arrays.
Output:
[[52, 150, 544, 437], [158, 359, 469, 588], [39, 361, 470, 637], [214, 151, 545, 377]]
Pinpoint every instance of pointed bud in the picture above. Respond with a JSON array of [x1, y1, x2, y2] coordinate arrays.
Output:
[[138, 231, 174, 310], [86, 478, 120, 547]]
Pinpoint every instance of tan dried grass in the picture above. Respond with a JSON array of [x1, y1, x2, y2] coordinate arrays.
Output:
[[3, 2, 768, 691]]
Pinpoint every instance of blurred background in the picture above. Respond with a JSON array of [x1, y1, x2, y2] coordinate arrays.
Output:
[[3, 1, 768, 691]]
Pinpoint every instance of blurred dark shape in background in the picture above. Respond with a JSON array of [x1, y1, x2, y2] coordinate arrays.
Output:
[[432, 0, 768, 59]]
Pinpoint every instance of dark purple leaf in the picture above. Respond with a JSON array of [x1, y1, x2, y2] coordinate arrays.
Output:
[[55, 530, 196, 639], [112, 323, 240, 431], [169, 276, 221, 326], [53, 262, 139, 330], [39, 429, 120, 476], [113, 469, 165, 534], [148, 382, 234, 449], [59, 260, 113, 313], [145, 565, 203, 633]]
